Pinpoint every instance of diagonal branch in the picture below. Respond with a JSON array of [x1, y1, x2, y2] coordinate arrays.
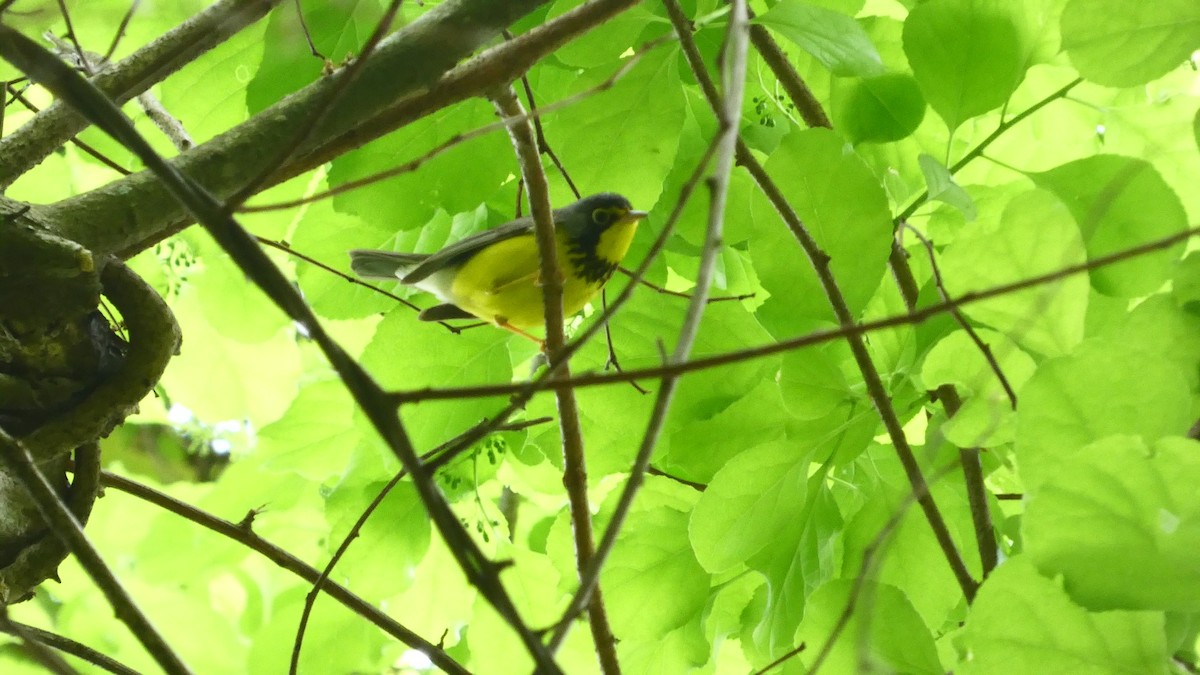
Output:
[[39, 0, 641, 260], [95, 469, 469, 675], [548, 0, 750, 653], [0, 0, 285, 187], [0, 24, 565, 674], [0, 429, 191, 674], [664, 0, 981, 600], [393, 222, 1200, 402], [491, 84, 620, 674]]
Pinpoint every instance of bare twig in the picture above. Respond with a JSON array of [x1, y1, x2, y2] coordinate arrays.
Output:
[[902, 224, 1017, 407], [0, 429, 191, 674], [392, 222, 1200, 403], [0, 25, 563, 673], [618, 265, 754, 302], [239, 38, 667, 213], [548, 0, 750, 651], [0, 617, 137, 675], [4, 82, 131, 174], [101, 0, 141, 62], [0, 607, 79, 675], [492, 83, 618, 673], [288, 416, 551, 674], [663, 0, 979, 600]]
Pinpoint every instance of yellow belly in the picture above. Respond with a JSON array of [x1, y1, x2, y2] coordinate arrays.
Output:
[[448, 220, 637, 330]]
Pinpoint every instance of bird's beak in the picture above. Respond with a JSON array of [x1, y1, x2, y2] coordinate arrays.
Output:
[[626, 210, 649, 221]]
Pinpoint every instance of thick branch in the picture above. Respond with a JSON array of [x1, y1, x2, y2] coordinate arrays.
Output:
[[0, 0, 283, 187], [37, 0, 642, 259], [0, 430, 190, 674], [20, 262, 179, 463]]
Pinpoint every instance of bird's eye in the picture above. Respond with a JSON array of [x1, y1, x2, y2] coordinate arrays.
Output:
[[592, 208, 612, 226]]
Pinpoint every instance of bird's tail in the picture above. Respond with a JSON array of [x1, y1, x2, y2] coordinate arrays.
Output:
[[348, 249, 427, 280]]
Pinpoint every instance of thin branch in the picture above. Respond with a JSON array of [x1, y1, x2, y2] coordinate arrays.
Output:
[[510, 30, 580, 199], [662, 0, 984, 600], [0, 25, 564, 673], [618, 265, 754, 302], [935, 385, 997, 576], [289, 416, 551, 674], [239, 38, 665, 213], [0, 429, 191, 674], [4, 82, 131, 175], [752, 641, 806, 675], [896, 77, 1085, 223], [92, 470, 469, 675], [291, 0, 326, 60], [0, 618, 137, 675], [392, 222, 1200, 403], [492, 83, 618, 673], [902, 225, 1017, 407], [0, 0, 286, 187], [101, 0, 141, 62], [599, 290, 650, 394], [548, 0, 749, 652], [254, 235, 423, 312], [226, 0, 404, 207], [53, 0, 92, 75], [0, 607, 79, 675], [745, 10, 829, 129]]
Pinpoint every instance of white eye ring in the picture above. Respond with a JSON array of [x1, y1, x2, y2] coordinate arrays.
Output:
[[592, 208, 612, 226]]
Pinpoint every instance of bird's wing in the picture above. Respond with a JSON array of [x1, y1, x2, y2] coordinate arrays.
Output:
[[401, 216, 538, 284]]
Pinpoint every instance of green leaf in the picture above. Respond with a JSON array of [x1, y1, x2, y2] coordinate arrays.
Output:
[[1031, 155, 1189, 298], [779, 346, 852, 420], [744, 483, 844, 661], [258, 379, 359, 481], [1174, 251, 1200, 312], [921, 329, 1035, 447], [1015, 338, 1193, 492], [840, 449, 981, 628], [359, 306, 513, 451], [756, 1, 885, 77], [1025, 435, 1200, 612], [835, 72, 926, 144], [918, 154, 976, 220], [752, 129, 893, 332], [903, 0, 1028, 131], [689, 440, 810, 572], [1061, 0, 1200, 87], [1097, 294, 1200, 390], [550, 48, 685, 209], [603, 506, 710, 639], [938, 189, 1088, 357], [159, 285, 302, 425], [618, 616, 710, 673], [960, 556, 1169, 674], [793, 580, 942, 674], [324, 480, 431, 598]]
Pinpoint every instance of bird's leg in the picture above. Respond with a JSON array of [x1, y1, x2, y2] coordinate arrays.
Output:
[[494, 317, 546, 351]]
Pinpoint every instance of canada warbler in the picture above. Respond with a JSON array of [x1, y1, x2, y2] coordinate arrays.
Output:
[[349, 193, 647, 342]]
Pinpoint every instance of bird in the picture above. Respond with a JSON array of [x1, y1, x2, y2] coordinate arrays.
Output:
[[349, 193, 647, 343]]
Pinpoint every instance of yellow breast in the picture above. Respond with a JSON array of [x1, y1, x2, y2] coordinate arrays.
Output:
[[448, 218, 638, 330]]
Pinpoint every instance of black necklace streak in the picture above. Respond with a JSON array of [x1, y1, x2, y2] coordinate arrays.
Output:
[[566, 228, 618, 285]]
